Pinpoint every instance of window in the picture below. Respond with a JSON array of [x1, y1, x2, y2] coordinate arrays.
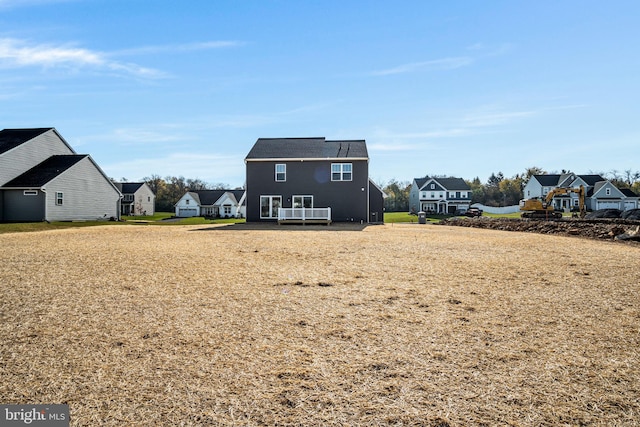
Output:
[[420, 191, 427, 199], [275, 164, 286, 182], [260, 196, 282, 219], [56, 192, 63, 205], [293, 195, 313, 209], [606, 188, 611, 196], [223, 206, 232, 215], [23, 190, 38, 196], [148, 196, 151, 202], [186, 199, 190, 205], [430, 184, 435, 189], [331, 163, 352, 181]]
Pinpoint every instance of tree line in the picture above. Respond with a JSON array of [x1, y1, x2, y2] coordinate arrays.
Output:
[[117, 167, 640, 213], [381, 167, 640, 212], [116, 175, 236, 212]]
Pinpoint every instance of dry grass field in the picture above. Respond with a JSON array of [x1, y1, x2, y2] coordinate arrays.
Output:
[[1, 223, 639, 426]]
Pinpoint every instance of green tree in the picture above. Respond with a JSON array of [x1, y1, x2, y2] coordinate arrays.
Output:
[[383, 179, 410, 212], [499, 175, 524, 206], [466, 177, 485, 204]]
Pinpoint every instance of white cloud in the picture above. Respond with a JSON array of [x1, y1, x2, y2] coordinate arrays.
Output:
[[0, 38, 167, 78], [111, 41, 244, 56], [371, 57, 473, 76]]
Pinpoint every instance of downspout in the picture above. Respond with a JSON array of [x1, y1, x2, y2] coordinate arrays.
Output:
[[41, 187, 48, 222]]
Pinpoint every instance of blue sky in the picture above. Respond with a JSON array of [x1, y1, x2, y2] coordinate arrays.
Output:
[[1, 0, 638, 188]]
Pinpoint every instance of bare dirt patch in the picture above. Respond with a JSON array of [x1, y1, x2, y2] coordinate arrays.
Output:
[[1, 223, 639, 426]]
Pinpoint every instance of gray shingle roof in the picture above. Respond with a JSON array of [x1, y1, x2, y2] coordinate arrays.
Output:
[[2, 155, 87, 187], [621, 188, 638, 197], [533, 174, 562, 186], [578, 175, 606, 186], [414, 177, 470, 191], [532, 174, 606, 187], [0, 128, 53, 155], [246, 137, 368, 160], [188, 190, 245, 206], [116, 182, 145, 194]]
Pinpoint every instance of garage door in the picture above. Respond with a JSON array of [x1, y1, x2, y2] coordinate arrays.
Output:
[[178, 208, 197, 217], [624, 202, 637, 211], [597, 201, 619, 209]]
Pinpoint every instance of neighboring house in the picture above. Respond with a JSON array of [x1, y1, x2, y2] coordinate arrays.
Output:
[[0, 128, 121, 222], [115, 182, 156, 216], [244, 137, 384, 223], [409, 177, 472, 214], [523, 173, 638, 211], [620, 188, 640, 211], [174, 189, 246, 218]]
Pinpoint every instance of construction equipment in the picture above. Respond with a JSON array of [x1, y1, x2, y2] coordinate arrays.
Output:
[[520, 185, 586, 219]]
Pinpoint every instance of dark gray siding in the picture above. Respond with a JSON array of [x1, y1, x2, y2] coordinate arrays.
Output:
[[246, 159, 369, 222], [2, 190, 45, 221], [369, 181, 384, 223]]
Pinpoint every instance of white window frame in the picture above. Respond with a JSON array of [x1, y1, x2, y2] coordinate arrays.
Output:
[[55, 192, 63, 206], [606, 188, 611, 196], [292, 195, 313, 209], [260, 195, 282, 219], [223, 205, 232, 215], [23, 190, 38, 196], [331, 163, 352, 181], [275, 164, 286, 182], [430, 184, 435, 189]]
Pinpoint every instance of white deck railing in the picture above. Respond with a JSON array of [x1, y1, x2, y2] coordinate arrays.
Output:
[[278, 207, 331, 222]]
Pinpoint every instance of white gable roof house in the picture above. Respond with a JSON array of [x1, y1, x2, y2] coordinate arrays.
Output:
[[0, 128, 122, 222], [523, 173, 638, 212], [175, 189, 246, 218], [409, 176, 472, 214]]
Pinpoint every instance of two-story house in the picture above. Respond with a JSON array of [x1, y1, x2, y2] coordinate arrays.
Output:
[[523, 173, 638, 212], [115, 182, 156, 216], [0, 128, 121, 222], [409, 177, 472, 214], [244, 137, 384, 223]]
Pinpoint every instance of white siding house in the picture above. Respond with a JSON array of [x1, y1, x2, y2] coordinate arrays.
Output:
[[116, 182, 156, 216], [175, 189, 246, 218], [0, 128, 122, 222], [524, 173, 638, 212], [0, 128, 75, 186], [409, 177, 472, 214]]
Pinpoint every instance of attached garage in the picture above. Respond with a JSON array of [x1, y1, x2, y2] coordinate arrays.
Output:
[[597, 201, 620, 210], [178, 208, 198, 217]]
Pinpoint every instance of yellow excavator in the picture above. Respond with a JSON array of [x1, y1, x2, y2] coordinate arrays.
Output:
[[520, 185, 586, 219]]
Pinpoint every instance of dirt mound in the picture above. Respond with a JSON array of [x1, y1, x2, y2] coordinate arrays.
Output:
[[622, 208, 640, 220], [440, 217, 640, 242], [586, 209, 622, 219]]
